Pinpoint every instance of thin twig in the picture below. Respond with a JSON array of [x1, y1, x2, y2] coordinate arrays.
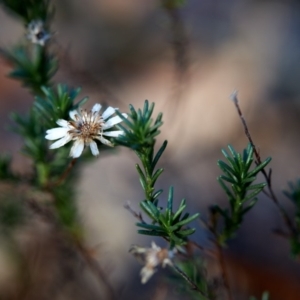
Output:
[[125, 203, 210, 297], [273, 228, 291, 239], [162, 2, 191, 120], [165, 5, 189, 83], [189, 240, 205, 251], [188, 240, 216, 258], [76, 242, 116, 300], [205, 213, 233, 300], [230, 91, 296, 235], [52, 158, 77, 187], [124, 201, 146, 223], [172, 263, 210, 299], [215, 241, 233, 300]]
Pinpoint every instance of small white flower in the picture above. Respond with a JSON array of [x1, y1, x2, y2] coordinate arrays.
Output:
[[129, 242, 174, 284], [45, 103, 127, 158], [26, 20, 51, 46]]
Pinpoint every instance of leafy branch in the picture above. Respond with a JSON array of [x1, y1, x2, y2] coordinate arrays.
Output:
[[231, 91, 299, 259], [0, 45, 57, 94], [210, 144, 271, 245], [137, 187, 199, 248], [116, 100, 165, 203], [0, 0, 52, 23], [116, 100, 199, 248]]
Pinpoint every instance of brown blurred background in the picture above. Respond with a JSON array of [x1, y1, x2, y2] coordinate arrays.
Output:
[[1, 0, 300, 299]]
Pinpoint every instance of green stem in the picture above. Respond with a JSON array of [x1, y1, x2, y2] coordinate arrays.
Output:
[[136, 147, 157, 202], [36, 162, 49, 187]]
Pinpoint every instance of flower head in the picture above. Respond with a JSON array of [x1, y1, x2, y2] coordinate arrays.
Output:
[[129, 242, 174, 284], [45, 103, 127, 158], [26, 20, 51, 46]]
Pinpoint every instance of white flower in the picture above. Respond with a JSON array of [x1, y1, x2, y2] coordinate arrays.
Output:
[[45, 103, 127, 158], [26, 20, 51, 46], [129, 242, 174, 284]]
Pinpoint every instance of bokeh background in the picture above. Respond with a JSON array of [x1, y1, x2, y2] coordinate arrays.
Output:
[[1, 0, 300, 299]]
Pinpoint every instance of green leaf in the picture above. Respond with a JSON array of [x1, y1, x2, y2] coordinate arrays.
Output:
[[228, 144, 238, 159], [244, 146, 254, 168], [247, 157, 272, 177], [137, 230, 167, 237], [136, 164, 147, 190], [246, 182, 267, 191], [159, 213, 169, 228], [153, 189, 163, 200], [242, 176, 256, 184], [241, 198, 258, 215], [175, 213, 200, 227], [217, 177, 235, 200], [176, 228, 196, 237], [173, 198, 186, 223], [219, 175, 238, 185], [140, 200, 159, 222], [136, 223, 164, 231], [218, 160, 236, 176], [152, 168, 164, 185], [167, 186, 174, 224], [244, 187, 265, 202], [152, 140, 168, 170]]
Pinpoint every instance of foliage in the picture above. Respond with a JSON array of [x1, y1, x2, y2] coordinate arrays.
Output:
[[0, 0, 52, 23], [137, 187, 199, 248], [116, 101, 199, 248], [10, 84, 89, 183], [33, 85, 88, 128], [211, 144, 271, 245], [0, 0, 299, 299], [168, 258, 216, 300], [0, 45, 57, 94]]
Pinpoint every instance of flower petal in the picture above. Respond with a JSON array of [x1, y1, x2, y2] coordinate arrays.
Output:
[[102, 106, 116, 120], [151, 242, 160, 250], [89, 140, 99, 156], [103, 130, 124, 137], [141, 267, 156, 284], [92, 103, 102, 113], [69, 110, 79, 120], [103, 115, 125, 130], [49, 134, 72, 149], [70, 139, 84, 158], [56, 119, 69, 127], [97, 136, 113, 147], [46, 127, 69, 140]]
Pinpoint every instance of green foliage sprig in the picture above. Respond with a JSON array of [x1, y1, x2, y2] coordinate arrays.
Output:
[[116, 100, 199, 248], [0, 0, 56, 95], [211, 144, 271, 245], [34, 84, 88, 128], [116, 100, 165, 202], [0, 0, 52, 23], [168, 258, 215, 300], [137, 186, 199, 247], [11, 84, 87, 186], [0, 44, 57, 94]]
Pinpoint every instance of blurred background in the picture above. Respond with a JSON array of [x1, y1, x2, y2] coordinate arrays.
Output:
[[1, 0, 300, 299]]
